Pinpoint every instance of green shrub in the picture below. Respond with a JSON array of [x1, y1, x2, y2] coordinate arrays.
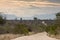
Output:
[[0, 27, 6, 34], [13, 24, 29, 35], [46, 12, 60, 35], [0, 26, 13, 34], [31, 24, 45, 32], [46, 25, 57, 35]]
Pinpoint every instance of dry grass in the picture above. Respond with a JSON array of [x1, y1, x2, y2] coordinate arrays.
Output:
[[0, 34, 22, 40], [47, 34, 60, 40], [55, 35, 60, 39], [11, 32, 58, 40], [0, 32, 35, 40]]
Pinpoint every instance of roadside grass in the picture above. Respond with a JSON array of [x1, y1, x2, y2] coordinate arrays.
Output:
[[0, 34, 22, 40]]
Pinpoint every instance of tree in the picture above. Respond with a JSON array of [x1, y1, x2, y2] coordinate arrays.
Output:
[[0, 13, 6, 25], [56, 12, 60, 19], [15, 17, 17, 21], [34, 17, 38, 21], [56, 12, 60, 16], [20, 18, 22, 21], [20, 18, 23, 23], [54, 12, 60, 26]]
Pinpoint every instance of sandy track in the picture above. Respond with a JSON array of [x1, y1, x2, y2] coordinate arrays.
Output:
[[11, 32, 58, 40]]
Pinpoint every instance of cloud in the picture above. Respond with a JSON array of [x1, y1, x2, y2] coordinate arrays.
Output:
[[0, 0, 60, 19], [13, 0, 60, 4], [1, 6, 60, 17], [0, 1, 60, 9], [13, 0, 47, 2]]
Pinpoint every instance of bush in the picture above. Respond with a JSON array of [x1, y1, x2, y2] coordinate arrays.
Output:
[[0, 26, 13, 34], [0, 27, 5, 34], [31, 24, 45, 32], [46, 25, 57, 35], [13, 24, 29, 35], [3, 26, 13, 33]]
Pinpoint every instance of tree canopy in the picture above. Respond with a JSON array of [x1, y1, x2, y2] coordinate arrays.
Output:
[[56, 12, 60, 16], [0, 13, 6, 25]]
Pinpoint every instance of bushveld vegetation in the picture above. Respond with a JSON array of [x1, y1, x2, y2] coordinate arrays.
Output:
[[0, 12, 60, 40], [0, 13, 46, 34], [13, 24, 29, 35], [45, 12, 60, 39]]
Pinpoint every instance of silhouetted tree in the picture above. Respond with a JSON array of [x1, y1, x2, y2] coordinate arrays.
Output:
[[15, 17, 17, 21], [20, 18, 22, 21], [56, 12, 60, 16], [20, 18, 23, 23], [34, 17, 38, 21], [0, 12, 6, 25]]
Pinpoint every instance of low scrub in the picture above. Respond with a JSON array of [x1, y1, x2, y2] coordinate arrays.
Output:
[[45, 25, 57, 35], [13, 24, 29, 35]]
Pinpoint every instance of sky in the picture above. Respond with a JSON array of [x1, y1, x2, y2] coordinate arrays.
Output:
[[0, 0, 60, 20]]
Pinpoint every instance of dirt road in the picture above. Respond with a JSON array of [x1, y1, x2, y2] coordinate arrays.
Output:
[[12, 32, 58, 40]]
